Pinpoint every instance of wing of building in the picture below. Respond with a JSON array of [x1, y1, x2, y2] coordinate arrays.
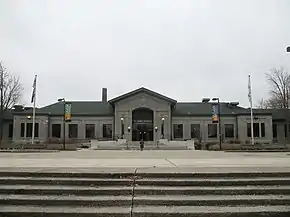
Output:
[[4, 87, 290, 145]]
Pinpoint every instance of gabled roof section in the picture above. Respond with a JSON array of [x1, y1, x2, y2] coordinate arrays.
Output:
[[13, 101, 114, 116], [108, 87, 177, 104]]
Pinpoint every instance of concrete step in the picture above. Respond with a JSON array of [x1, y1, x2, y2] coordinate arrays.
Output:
[[133, 195, 290, 206], [1, 176, 290, 186], [0, 194, 132, 206], [134, 185, 290, 195], [0, 205, 130, 217], [132, 205, 290, 217], [135, 177, 290, 186], [1, 171, 290, 178], [0, 185, 132, 196], [0, 177, 133, 186], [0, 172, 134, 178]]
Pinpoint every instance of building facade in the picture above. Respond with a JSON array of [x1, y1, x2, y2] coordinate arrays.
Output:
[[5, 87, 290, 145]]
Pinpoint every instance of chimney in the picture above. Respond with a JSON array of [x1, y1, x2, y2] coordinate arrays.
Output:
[[102, 88, 107, 102]]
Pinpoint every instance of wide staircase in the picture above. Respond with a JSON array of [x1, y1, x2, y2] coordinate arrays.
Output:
[[0, 171, 289, 216]]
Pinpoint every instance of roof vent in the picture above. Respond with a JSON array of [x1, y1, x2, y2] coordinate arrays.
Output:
[[229, 102, 239, 106], [202, 98, 210, 103], [13, 105, 24, 112]]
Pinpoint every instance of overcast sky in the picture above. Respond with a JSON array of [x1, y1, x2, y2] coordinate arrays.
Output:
[[1, 0, 290, 108]]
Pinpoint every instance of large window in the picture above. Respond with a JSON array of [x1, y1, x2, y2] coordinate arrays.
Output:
[[20, 123, 25, 137], [8, 124, 13, 138], [26, 123, 32, 137], [34, 123, 39, 137], [173, 124, 183, 139], [247, 123, 264, 138], [52, 124, 61, 138], [69, 124, 78, 138], [85, 124, 95, 139], [24, 123, 39, 138], [273, 124, 277, 138], [103, 124, 112, 138], [261, 123, 265, 138], [208, 124, 217, 138], [225, 124, 234, 138], [190, 124, 200, 139]]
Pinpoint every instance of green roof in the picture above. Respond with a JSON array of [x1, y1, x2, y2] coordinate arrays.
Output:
[[172, 102, 271, 116], [15, 101, 114, 116]]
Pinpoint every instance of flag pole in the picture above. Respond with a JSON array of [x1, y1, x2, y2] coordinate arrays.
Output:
[[248, 75, 254, 145], [31, 75, 37, 145]]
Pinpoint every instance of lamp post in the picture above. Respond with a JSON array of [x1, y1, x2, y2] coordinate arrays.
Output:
[[121, 117, 124, 139], [58, 98, 66, 150], [161, 117, 165, 139], [212, 98, 222, 150]]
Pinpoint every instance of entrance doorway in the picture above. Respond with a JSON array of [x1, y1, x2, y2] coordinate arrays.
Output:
[[132, 108, 154, 141]]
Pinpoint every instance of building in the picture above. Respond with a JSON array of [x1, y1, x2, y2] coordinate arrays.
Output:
[[3, 87, 290, 145]]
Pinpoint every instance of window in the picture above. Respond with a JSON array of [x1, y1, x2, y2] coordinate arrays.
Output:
[[225, 124, 234, 138], [52, 124, 61, 138], [103, 124, 112, 138], [261, 123, 265, 138], [26, 123, 33, 137], [285, 124, 288, 138], [85, 124, 95, 139], [20, 123, 25, 137], [8, 124, 13, 138], [253, 123, 259, 137], [190, 124, 200, 139], [173, 124, 183, 139], [69, 124, 78, 138], [208, 124, 217, 138], [247, 123, 251, 137], [25, 123, 39, 138], [34, 123, 39, 137], [247, 123, 260, 137], [273, 124, 277, 138]]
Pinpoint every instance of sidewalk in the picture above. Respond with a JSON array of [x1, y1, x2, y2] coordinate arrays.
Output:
[[0, 150, 289, 172]]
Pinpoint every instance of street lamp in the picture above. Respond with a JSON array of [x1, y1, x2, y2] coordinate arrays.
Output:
[[161, 117, 165, 139], [58, 98, 66, 150], [121, 117, 124, 139], [212, 98, 222, 150]]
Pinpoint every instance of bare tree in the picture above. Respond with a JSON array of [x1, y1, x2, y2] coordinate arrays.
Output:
[[265, 67, 290, 109], [0, 62, 23, 142], [256, 98, 270, 109]]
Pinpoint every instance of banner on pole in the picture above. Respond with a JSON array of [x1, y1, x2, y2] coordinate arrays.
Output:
[[65, 103, 72, 122], [212, 104, 219, 123]]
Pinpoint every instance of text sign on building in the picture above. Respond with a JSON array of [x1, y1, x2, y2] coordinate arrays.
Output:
[[65, 103, 72, 122], [212, 104, 219, 123]]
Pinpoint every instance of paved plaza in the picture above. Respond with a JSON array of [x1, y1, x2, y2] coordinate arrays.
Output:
[[0, 150, 289, 172]]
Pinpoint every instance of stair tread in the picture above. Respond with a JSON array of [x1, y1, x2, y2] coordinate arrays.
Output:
[[135, 185, 290, 190], [0, 177, 132, 181], [1, 185, 290, 190], [0, 185, 132, 190], [134, 195, 290, 200], [133, 205, 290, 213], [136, 177, 290, 181], [0, 205, 130, 213], [0, 194, 132, 201]]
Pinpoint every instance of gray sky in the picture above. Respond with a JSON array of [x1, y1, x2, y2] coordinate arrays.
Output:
[[1, 0, 290, 108]]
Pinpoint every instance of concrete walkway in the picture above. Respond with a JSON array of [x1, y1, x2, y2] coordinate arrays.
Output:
[[0, 150, 289, 172]]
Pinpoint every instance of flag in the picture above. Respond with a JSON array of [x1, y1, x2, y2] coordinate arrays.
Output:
[[248, 75, 252, 103], [31, 75, 37, 103]]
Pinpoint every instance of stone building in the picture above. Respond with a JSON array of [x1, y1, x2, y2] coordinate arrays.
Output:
[[3, 87, 290, 145]]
